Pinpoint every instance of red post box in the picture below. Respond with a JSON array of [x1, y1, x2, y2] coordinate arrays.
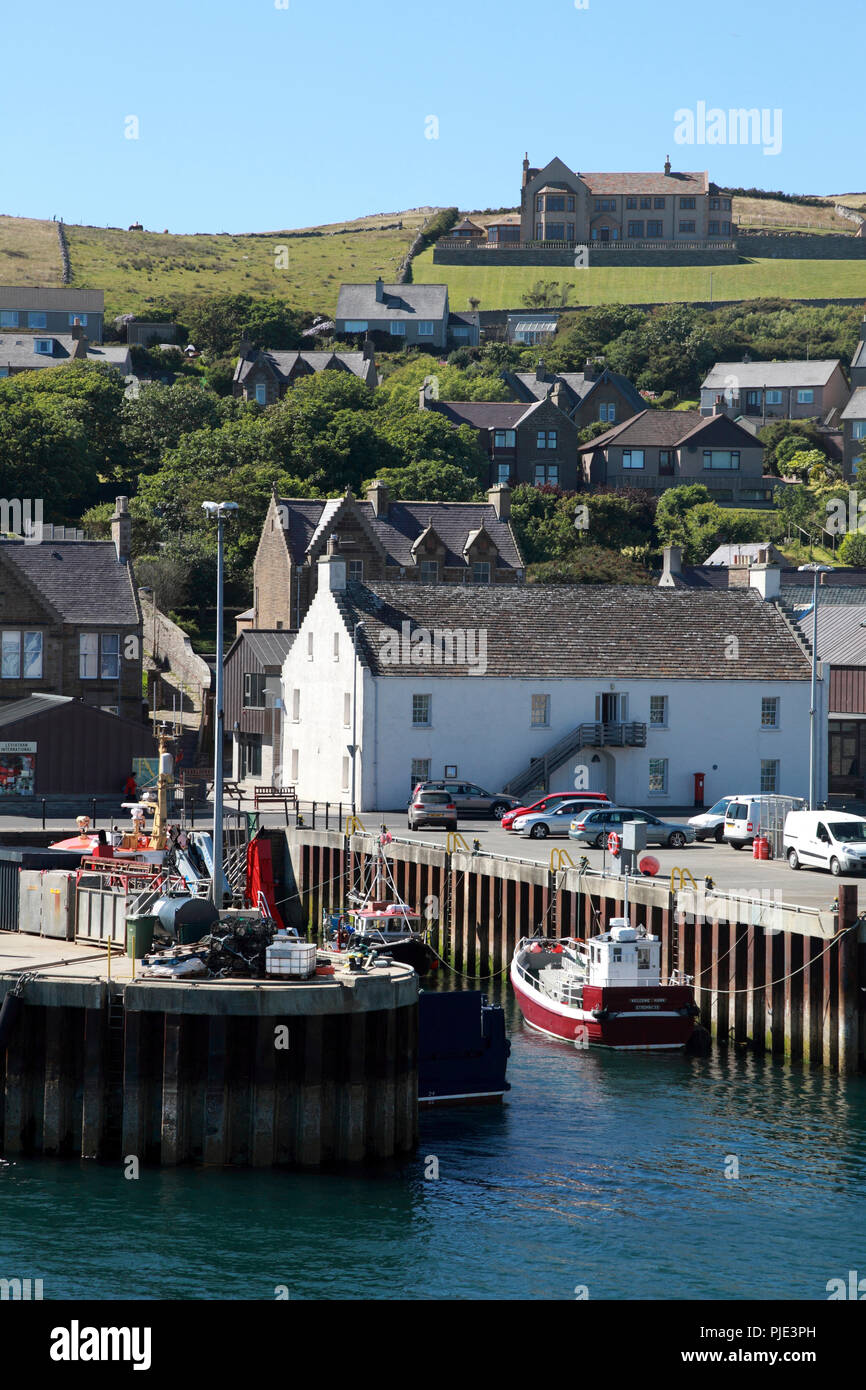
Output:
[[693, 772, 705, 807]]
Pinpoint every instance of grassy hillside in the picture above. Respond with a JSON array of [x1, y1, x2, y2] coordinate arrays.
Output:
[[0, 215, 63, 284], [67, 212, 432, 317], [734, 196, 853, 233], [414, 249, 866, 311]]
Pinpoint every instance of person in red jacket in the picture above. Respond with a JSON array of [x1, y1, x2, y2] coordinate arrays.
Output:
[[123, 774, 137, 799]]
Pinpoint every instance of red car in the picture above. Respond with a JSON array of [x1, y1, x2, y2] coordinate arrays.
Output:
[[501, 791, 610, 831]]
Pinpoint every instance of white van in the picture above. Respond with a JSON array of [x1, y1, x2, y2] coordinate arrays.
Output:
[[722, 795, 771, 849], [784, 811, 866, 876]]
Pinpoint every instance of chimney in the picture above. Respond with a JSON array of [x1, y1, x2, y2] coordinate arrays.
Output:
[[318, 533, 347, 593], [375, 277, 385, 303], [111, 496, 131, 562], [238, 337, 253, 359], [71, 321, 88, 357], [749, 562, 781, 601], [522, 152, 530, 188], [535, 358, 547, 384], [418, 385, 428, 411], [366, 479, 389, 518], [660, 545, 682, 586], [664, 154, 671, 175], [583, 359, 597, 383], [487, 483, 511, 520], [550, 381, 566, 412], [860, 315, 866, 344], [362, 338, 375, 361], [713, 394, 725, 415]]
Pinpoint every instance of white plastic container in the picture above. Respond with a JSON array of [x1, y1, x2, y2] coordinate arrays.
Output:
[[266, 932, 317, 979]]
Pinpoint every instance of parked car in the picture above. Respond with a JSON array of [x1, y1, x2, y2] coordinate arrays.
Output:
[[502, 791, 610, 831], [568, 807, 695, 849], [688, 796, 736, 843], [408, 790, 458, 832], [784, 811, 866, 876], [513, 797, 613, 840], [723, 795, 805, 849], [411, 781, 520, 819]]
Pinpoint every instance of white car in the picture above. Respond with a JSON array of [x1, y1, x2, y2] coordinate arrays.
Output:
[[514, 797, 606, 840], [688, 796, 736, 843]]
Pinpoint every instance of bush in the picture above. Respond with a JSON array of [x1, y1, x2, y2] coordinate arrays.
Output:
[[838, 530, 866, 567]]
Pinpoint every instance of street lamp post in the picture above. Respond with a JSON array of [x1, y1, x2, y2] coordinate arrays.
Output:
[[798, 562, 833, 810], [202, 501, 238, 908], [350, 621, 361, 814]]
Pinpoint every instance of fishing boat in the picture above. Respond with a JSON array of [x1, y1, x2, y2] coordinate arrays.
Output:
[[334, 833, 435, 976], [418, 991, 511, 1105], [510, 917, 699, 1050]]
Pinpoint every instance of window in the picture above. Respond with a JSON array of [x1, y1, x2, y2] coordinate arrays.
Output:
[[343, 320, 368, 332], [536, 223, 543, 240], [650, 695, 668, 727], [341, 755, 350, 791], [343, 693, 351, 727], [68, 313, 87, 326], [721, 221, 731, 235], [547, 196, 565, 212], [412, 694, 431, 726], [654, 197, 666, 209], [703, 450, 740, 470], [627, 221, 644, 238], [496, 462, 511, 485], [420, 560, 438, 583], [390, 321, 406, 336], [254, 382, 267, 405], [34, 338, 53, 354], [708, 221, 720, 236], [101, 633, 120, 680], [536, 195, 544, 212], [1, 631, 42, 679], [290, 748, 299, 782], [0, 368, 8, 378], [28, 312, 47, 329], [537, 429, 557, 449], [79, 633, 98, 679], [797, 389, 814, 404], [243, 672, 266, 708], [599, 402, 616, 422], [622, 449, 645, 469], [306, 632, 314, 660], [640, 197, 652, 210], [547, 224, 566, 241], [292, 688, 300, 722], [23, 631, 42, 679], [567, 197, 575, 211], [333, 632, 340, 661], [411, 758, 431, 791], [531, 694, 550, 727], [765, 390, 782, 405], [852, 421, 866, 440], [647, 220, 663, 237], [626, 197, 638, 209], [659, 449, 674, 475], [566, 224, 575, 241], [649, 758, 668, 794], [534, 463, 559, 486], [417, 321, 435, 337], [678, 220, 696, 233], [594, 198, 616, 211], [0, 311, 18, 327], [472, 561, 491, 583], [493, 429, 516, 448], [243, 737, 262, 779], [679, 197, 696, 209], [760, 760, 779, 793], [1, 631, 20, 679], [761, 696, 779, 728], [348, 559, 364, 582]]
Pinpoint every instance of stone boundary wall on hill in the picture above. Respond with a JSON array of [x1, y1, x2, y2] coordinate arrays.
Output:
[[434, 234, 866, 268], [736, 232, 866, 259]]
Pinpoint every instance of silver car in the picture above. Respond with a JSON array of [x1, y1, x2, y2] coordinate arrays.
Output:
[[412, 781, 519, 819], [408, 790, 458, 832], [569, 807, 695, 849], [514, 798, 614, 840]]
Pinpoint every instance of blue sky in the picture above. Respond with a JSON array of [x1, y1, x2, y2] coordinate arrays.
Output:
[[2, 0, 861, 233]]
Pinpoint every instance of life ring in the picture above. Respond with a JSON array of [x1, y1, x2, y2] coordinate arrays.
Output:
[[607, 832, 622, 857], [137, 836, 150, 850]]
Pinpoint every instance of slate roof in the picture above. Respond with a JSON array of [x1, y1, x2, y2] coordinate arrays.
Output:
[[427, 399, 541, 430], [336, 283, 448, 322], [275, 495, 523, 571], [508, 367, 644, 414], [0, 287, 104, 312], [582, 170, 709, 195], [702, 360, 843, 390], [0, 334, 80, 368], [841, 387, 866, 420], [851, 340, 866, 374], [234, 349, 373, 387], [579, 408, 759, 451], [0, 540, 140, 625], [703, 543, 783, 566], [334, 582, 812, 680]]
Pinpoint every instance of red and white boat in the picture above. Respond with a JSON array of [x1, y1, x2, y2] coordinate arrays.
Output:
[[510, 918, 699, 1050]]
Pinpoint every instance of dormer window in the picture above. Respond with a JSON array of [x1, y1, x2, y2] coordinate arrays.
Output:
[[34, 338, 53, 355]]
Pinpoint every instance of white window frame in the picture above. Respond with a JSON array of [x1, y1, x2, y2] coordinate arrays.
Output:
[[797, 389, 814, 404], [243, 672, 266, 709], [348, 559, 364, 582], [412, 693, 431, 727], [761, 696, 779, 729], [1, 631, 21, 679], [390, 321, 406, 336], [34, 338, 53, 355], [852, 421, 866, 440], [79, 632, 98, 680], [411, 758, 431, 790], [254, 382, 267, 405], [649, 694, 668, 727], [648, 757, 668, 795], [417, 321, 435, 338], [0, 311, 18, 328], [531, 694, 550, 728], [100, 633, 120, 680], [343, 320, 368, 332], [765, 389, 783, 405]]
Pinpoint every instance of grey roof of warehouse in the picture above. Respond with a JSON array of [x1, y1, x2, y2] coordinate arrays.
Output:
[[799, 603, 866, 666], [701, 360, 843, 389], [0, 539, 140, 625], [0, 693, 71, 727], [227, 630, 296, 670], [276, 492, 524, 572], [336, 282, 448, 321], [334, 581, 812, 680]]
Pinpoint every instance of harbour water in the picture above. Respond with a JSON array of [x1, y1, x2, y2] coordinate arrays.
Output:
[[1, 988, 865, 1301]]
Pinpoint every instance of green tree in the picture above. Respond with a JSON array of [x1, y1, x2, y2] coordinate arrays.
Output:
[[120, 379, 233, 472], [838, 530, 866, 566]]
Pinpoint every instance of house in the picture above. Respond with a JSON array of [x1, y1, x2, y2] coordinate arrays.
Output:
[[280, 552, 823, 810], [336, 280, 450, 349], [252, 482, 523, 632], [0, 325, 130, 379], [451, 217, 485, 240], [506, 312, 560, 346], [503, 361, 644, 430], [700, 360, 851, 422], [126, 321, 179, 347], [233, 343, 378, 404], [703, 542, 787, 568], [0, 287, 104, 343], [447, 311, 480, 346], [224, 629, 295, 786], [0, 499, 143, 722], [421, 389, 579, 489], [518, 155, 732, 247], [580, 408, 770, 502], [0, 695, 155, 797], [485, 215, 521, 245]]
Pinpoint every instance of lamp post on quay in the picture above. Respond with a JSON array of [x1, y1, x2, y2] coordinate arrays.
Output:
[[797, 562, 833, 810], [202, 500, 238, 907]]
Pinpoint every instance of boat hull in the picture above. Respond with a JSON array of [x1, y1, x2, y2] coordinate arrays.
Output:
[[510, 964, 696, 1050]]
